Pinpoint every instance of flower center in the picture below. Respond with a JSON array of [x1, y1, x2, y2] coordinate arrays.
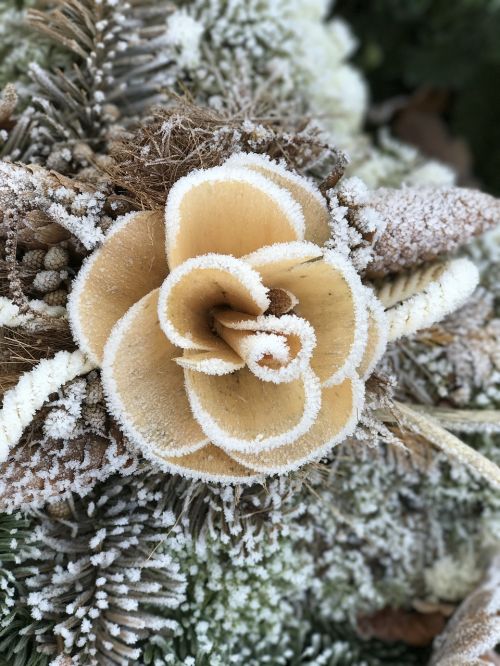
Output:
[[210, 307, 316, 384]]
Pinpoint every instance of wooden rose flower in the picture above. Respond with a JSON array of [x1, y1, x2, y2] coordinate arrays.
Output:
[[66, 154, 386, 482]]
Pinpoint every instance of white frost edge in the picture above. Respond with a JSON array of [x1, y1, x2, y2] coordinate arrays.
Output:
[[321, 250, 369, 387], [67, 211, 144, 366], [101, 292, 209, 459], [150, 450, 265, 486], [218, 312, 317, 384], [228, 375, 365, 474], [157, 253, 270, 350], [224, 151, 328, 213], [174, 353, 245, 376], [360, 287, 388, 380], [243, 240, 322, 268], [0, 350, 96, 462], [164, 165, 306, 267], [387, 257, 480, 342], [184, 366, 322, 455]]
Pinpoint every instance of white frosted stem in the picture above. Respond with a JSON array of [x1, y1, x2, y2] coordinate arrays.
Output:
[[0, 351, 96, 462], [0, 296, 66, 328], [394, 401, 500, 489]]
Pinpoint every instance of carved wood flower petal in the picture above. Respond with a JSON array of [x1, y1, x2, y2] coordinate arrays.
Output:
[[68, 160, 390, 482]]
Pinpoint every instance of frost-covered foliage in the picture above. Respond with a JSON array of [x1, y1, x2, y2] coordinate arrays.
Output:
[[307, 443, 500, 625], [350, 130, 456, 189], [11, 474, 187, 664], [326, 176, 385, 272], [167, 0, 367, 143], [0, 0, 56, 91], [0, 162, 108, 250]]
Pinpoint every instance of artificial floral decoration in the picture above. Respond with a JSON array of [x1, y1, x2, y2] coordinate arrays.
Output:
[[59, 152, 475, 482]]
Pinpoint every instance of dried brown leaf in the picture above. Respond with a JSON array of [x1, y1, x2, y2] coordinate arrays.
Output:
[[430, 555, 500, 666]]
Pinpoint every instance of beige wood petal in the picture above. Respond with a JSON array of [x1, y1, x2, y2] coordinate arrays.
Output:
[[165, 166, 305, 269], [158, 254, 270, 350], [248, 243, 367, 385], [184, 366, 322, 454], [68, 211, 167, 365], [244, 240, 323, 282], [155, 444, 260, 483], [101, 289, 209, 459], [225, 152, 331, 246], [227, 377, 363, 473], [356, 291, 388, 380]]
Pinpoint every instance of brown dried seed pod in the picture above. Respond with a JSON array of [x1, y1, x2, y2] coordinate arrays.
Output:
[[22, 249, 46, 270], [33, 270, 63, 293], [366, 186, 500, 277], [47, 500, 72, 519], [81, 404, 107, 431], [44, 246, 70, 270], [43, 289, 68, 306]]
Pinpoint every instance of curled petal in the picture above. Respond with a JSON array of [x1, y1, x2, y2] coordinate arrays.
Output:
[[165, 166, 305, 269], [356, 289, 388, 380], [184, 366, 322, 454], [102, 289, 209, 459], [227, 377, 364, 473], [158, 254, 269, 350], [224, 152, 331, 246], [213, 309, 316, 383], [68, 211, 167, 364], [247, 242, 368, 385]]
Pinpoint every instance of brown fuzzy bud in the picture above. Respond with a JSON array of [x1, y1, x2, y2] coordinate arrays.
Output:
[[44, 246, 69, 270], [22, 249, 46, 270], [43, 289, 68, 306], [33, 269, 63, 293], [47, 500, 72, 519], [81, 404, 107, 431], [366, 186, 500, 277]]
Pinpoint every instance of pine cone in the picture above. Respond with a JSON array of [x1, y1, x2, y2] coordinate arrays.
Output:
[[22, 249, 46, 270], [44, 246, 69, 270], [366, 186, 500, 277], [43, 288, 68, 306], [33, 270, 63, 293], [0, 433, 137, 512]]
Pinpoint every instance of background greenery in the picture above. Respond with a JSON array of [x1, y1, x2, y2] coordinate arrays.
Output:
[[336, 0, 500, 194]]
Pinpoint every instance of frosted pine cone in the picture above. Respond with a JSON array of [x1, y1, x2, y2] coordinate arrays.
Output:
[[22, 249, 46, 270], [44, 246, 69, 270], [43, 289, 68, 306], [366, 186, 500, 276], [33, 270, 63, 293]]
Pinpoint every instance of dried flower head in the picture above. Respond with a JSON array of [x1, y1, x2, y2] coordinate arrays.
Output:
[[68, 153, 388, 482]]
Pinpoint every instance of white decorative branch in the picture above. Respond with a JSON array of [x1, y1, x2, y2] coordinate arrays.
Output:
[[0, 296, 66, 328], [378, 258, 479, 341]]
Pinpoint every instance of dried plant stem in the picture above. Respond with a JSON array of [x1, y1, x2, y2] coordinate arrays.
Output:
[[4, 209, 30, 313], [392, 401, 500, 488], [407, 405, 500, 435]]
